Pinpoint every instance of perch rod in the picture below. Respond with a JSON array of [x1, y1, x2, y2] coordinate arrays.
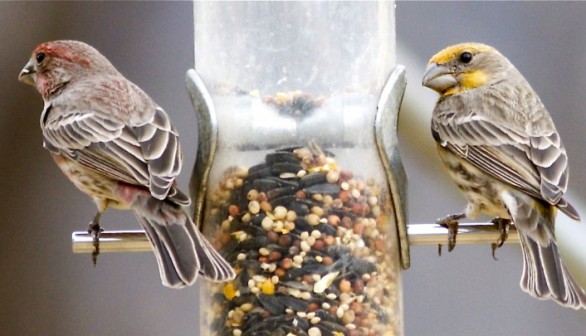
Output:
[[71, 223, 519, 254]]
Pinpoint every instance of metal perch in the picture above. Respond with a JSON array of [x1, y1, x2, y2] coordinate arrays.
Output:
[[71, 223, 520, 254]]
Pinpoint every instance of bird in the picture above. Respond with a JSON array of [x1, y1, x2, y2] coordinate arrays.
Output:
[[18, 40, 235, 288], [422, 42, 585, 308]]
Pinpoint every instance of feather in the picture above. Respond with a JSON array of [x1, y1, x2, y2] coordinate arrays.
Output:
[[432, 96, 572, 210], [42, 77, 184, 203]]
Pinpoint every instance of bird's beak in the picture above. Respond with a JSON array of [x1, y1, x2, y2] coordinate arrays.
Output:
[[18, 59, 36, 86], [422, 63, 458, 93]]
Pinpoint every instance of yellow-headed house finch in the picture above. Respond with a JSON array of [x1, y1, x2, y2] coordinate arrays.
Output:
[[18, 40, 235, 288], [422, 42, 585, 308]]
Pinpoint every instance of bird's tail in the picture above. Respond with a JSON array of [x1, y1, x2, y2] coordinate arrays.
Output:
[[519, 234, 586, 309], [132, 195, 235, 288], [512, 195, 586, 309]]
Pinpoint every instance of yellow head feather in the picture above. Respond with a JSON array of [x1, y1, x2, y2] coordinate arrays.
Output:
[[429, 42, 494, 65], [440, 70, 488, 96]]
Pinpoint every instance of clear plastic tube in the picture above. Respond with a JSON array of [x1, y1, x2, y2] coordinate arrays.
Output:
[[193, 2, 401, 335]]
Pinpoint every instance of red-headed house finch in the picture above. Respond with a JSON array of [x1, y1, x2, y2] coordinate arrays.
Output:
[[18, 40, 235, 288], [422, 42, 585, 308]]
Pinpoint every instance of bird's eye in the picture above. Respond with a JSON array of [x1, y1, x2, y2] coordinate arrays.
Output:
[[459, 51, 473, 64], [35, 52, 46, 64]]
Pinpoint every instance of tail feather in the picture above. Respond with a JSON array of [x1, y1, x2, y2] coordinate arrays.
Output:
[[505, 190, 585, 308], [185, 222, 236, 281], [141, 220, 197, 288], [133, 196, 235, 288], [519, 234, 586, 309]]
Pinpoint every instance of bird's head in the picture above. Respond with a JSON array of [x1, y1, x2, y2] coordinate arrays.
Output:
[[18, 40, 117, 98], [422, 43, 512, 97]]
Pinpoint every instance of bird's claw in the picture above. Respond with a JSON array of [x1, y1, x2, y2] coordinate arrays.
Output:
[[491, 218, 511, 260], [437, 213, 465, 253], [87, 220, 103, 266]]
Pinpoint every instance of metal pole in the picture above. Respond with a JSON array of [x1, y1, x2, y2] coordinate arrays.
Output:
[[71, 223, 519, 254]]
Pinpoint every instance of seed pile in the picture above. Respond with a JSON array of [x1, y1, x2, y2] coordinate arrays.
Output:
[[262, 91, 322, 118], [203, 146, 400, 336]]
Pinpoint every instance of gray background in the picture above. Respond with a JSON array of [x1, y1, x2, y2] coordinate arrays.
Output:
[[1, 2, 585, 335]]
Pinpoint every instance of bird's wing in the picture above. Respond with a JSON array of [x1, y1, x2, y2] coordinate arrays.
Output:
[[42, 79, 188, 204], [432, 104, 576, 219], [128, 106, 186, 203]]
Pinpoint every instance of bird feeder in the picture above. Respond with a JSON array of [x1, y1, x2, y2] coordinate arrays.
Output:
[[189, 2, 404, 335]]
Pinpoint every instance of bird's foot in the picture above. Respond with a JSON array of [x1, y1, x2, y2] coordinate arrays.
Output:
[[490, 217, 512, 260], [437, 213, 465, 253], [87, 218, 103, 266]]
